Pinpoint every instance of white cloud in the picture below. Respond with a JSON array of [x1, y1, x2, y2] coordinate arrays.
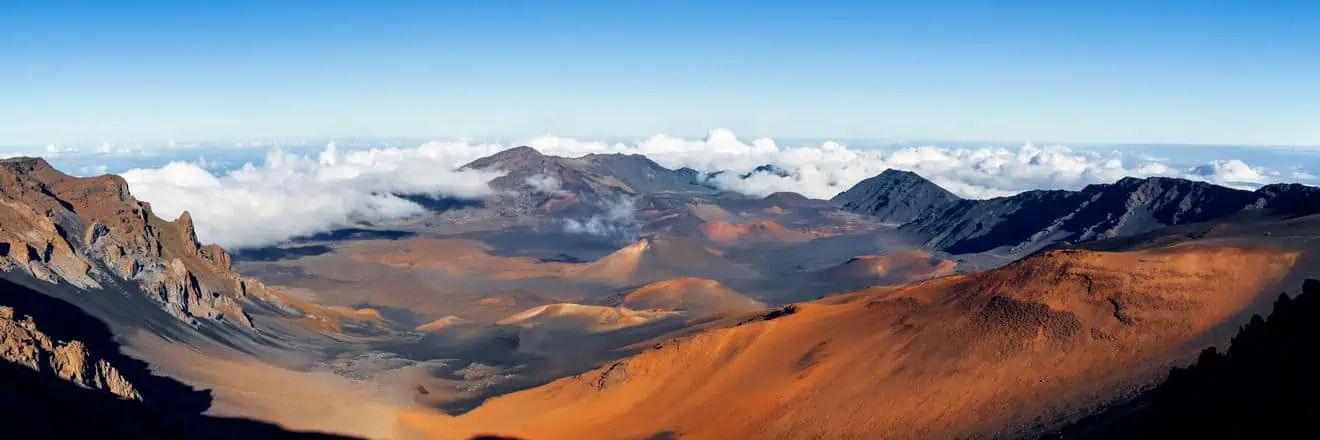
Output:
[[111, 129, 1306, 248], [513, 130, 1293, 199], [524, 174, 566, 195], [120, 143, 503, 248], [561, 196, 638, 244], [44, 143, 79, 156], [1190, 159, 1268, 184], [77, 165, 110, 176]]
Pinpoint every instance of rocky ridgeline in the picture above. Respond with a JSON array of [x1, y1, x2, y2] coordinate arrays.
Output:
[[835, 170, 1320, 254], [0, 157, 296, 328], [830, 169, 960, 225], [457, 146, 714, 219], [0, 305, 140, 400]]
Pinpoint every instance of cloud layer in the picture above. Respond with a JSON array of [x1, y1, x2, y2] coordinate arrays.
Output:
[[121, 143, 502, 248], [524, 129, 1293, 199], [113, 129, 1309, 248]]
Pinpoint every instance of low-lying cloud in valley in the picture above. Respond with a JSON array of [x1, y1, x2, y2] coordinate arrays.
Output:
[[121, 143, 503, 249], [561, 196, 640, 244], [105, 129, 1313, 248]]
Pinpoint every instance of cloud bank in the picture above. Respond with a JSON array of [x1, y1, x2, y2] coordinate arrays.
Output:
[[111, 129, 1309, 248], [121, 143, 502, 248], [523, 129, 1293, 199]]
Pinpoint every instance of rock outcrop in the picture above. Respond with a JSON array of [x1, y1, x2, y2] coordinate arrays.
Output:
[[0, 276, 360, 440], [0, 305, 139, 400], [0, 157, 298, 328]]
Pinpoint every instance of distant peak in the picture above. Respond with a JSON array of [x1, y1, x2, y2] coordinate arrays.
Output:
[[877, 168, 924, 180], [831, 168, 960, 223], [496, 145, 543, 157], [460, 145, 546, 170], [856, 169, 951, 195], [740, 164, 790, 178], [763, 192, 809, 204]]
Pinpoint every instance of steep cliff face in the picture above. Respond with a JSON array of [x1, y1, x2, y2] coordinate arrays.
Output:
[[0, 157, 291, 328], [0, 305, 139, 400]]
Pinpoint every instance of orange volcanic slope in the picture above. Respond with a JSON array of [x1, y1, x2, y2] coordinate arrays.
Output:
[[573, 236, 755, 286], [620, 278, 765, 314], [817, 249, 957, 285], [349, 236, 755, 288], [497, 303, 678, 332], [403, 243, 1298, 440], [414, 315, 469, 332], [700, 219, 812, 246]]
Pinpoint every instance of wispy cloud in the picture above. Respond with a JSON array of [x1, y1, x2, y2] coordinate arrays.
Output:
[[561, 196, 639, 244]]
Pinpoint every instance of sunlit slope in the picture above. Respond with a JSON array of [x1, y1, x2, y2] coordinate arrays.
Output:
[[620, 278, 765, 314], [574, 237, 755, 286], [405, 243, 1297, 439]]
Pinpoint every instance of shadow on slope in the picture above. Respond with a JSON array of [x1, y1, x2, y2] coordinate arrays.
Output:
[[232, 244, 335, 262], [395, 194, 485, 213], [230, 227, 418, 262], [295, 227, 417, 242], [1050, 278, 1320, 439], [0, 277, 358, 439]]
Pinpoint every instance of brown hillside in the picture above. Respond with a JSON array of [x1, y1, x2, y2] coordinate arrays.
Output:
[[573, 236, 755, 286], [817, 249, 957, 285], [497, 303, 677, 332], [620, 278, 765, 314], [402, 243, 1298, 439], [701, 219, 812, 246]]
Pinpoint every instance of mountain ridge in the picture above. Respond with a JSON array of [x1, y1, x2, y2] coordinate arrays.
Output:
[[460, 146, 710, 200], [835, 168, 1320, 254], [830, 169, 961, 225]]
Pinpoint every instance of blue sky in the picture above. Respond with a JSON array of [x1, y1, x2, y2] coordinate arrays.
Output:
[[2, 0, 1318, 146]]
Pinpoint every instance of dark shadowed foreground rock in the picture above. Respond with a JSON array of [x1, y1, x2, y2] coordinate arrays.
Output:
[[0, 276, 359, 439], [1049, 278, 1320, 439]]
